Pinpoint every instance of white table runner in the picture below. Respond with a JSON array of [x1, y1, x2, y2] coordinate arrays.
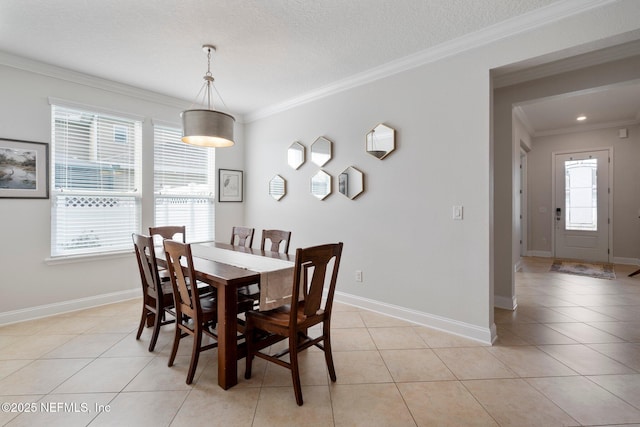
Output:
[[191, 244, 295, 310]]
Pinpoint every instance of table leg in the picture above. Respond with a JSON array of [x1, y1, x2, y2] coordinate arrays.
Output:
[[629, 268, 640, 277], [217, 285, 238, 389]]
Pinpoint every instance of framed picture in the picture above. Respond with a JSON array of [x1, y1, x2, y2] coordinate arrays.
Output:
[[0, 138, 49, 199], [218, 169, 243, 202]]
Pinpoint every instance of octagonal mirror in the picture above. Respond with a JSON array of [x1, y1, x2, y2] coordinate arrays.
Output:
[[310, 170, 332, 200], [366, 124, 395, 160], [269, 175, 286, 201], [338, 166, 364, 200], [287, 142, 305, 170], [311, 137, 332, 167]]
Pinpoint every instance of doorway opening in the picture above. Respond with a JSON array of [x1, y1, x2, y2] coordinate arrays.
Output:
[[552, 149, 612, 263]]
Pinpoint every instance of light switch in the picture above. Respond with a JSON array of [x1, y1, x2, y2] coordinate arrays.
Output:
[[453, 205, 463, 220]]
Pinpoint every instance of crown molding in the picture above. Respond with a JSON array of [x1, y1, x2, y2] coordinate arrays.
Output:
[[513, 107, 535, 136], [493, 36, 640, 88], [533, 118, 640, 137], [0, 51, 190, 110], [246, 0, 616, 122]]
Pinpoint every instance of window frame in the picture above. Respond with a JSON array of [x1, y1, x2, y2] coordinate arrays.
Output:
[[50, 100, 143, 258], [153, 123, 216, 243]]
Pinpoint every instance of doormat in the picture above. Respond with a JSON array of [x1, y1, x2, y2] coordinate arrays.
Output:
[[550, 260, 616, 279]]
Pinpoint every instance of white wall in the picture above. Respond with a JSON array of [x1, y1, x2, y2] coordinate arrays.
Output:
[[245, 57, 493, 340], [528, 124, 640, 262], [0, 58, 245, 322]]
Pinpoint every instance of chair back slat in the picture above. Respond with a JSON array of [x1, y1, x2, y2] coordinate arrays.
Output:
[[261, 229, 291, 253], [150, 225, 185, 246], [164, 239, 201, 319], [132, 233, 160, 294], [292, 243, 343, 319], [231, 226, 255, 247]]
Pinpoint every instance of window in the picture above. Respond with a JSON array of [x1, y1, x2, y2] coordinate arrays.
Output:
[[154, 125, 215, 242], [51, 104, 142, 257], [564, 158, 598, 231]]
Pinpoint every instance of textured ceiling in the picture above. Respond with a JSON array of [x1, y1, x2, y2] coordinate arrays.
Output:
[[1, 0, 638, 132], [0, 0, 561, 117]]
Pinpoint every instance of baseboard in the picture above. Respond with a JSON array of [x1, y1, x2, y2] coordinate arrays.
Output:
[[334, 291, 494, 345], [527, 250, 552, 258], [5, 287, 499, 345], [494, 294, 518, 311], [0, 288, 140, 326], [612, 256, 640, 266], [524, 252, 636, 265], [514, 259, 523, 272]]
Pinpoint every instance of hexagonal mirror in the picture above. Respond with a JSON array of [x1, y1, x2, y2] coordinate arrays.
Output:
[[269, 175, 286, 201], [311, 137, 332, 167], [338, 166, 364, 200], [366, 124, 395, 159], [287, 142, 305, 170], [310, 170, 332, 200]]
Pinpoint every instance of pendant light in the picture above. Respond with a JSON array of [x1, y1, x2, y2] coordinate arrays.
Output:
[[181, 44, 235, 147]]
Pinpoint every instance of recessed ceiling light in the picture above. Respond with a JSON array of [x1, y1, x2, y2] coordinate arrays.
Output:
[[576, 115, 587, 121]]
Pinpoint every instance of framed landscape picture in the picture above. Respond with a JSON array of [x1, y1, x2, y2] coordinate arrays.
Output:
[[0, 138, 49, 199], [219, 168, 243, 202]]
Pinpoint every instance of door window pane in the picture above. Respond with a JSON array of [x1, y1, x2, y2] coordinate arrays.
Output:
[[564, 158, 597, 231]]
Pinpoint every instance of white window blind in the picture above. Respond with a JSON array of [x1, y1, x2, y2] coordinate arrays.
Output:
[[51, 105, 142, 257], [154, 125, 215, 242]]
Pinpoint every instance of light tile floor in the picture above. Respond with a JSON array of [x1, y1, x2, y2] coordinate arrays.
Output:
[[1, 257, 640, 426]]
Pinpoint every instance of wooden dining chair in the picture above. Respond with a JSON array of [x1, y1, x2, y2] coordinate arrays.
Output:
[[230, 226, 255, 248], [132, 233, 176, 352], [244, 242, 343, 405], [163, 239, 219, 384], [239, 229, 293, 304], [261, 229, 291, 253], [150, 225, 213, 297]]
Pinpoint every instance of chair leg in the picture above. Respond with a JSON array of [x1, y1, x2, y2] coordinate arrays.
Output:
[[148, 309, 162, 352], [186, 328, 201, 385], [136, 306, 147, 340], [244, 324, 254, 379], [289, 336, 303, 406], [168, 324, 181, 367], [323, 330, 337, 382]]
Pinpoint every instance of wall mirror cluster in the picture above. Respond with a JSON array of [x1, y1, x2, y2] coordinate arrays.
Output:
[[366, 123, 395, 160], [274, 125, 394, 201], [287, 141, 305, 170], [311, 137, 332, 167], [269, 174, 286, 200], [338, 166, 364, 200], [310, 170, 332, 200]]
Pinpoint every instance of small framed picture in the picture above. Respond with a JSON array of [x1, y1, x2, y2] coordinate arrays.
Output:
[[218, 169, 243, 202], [0, 138, 49, 199]]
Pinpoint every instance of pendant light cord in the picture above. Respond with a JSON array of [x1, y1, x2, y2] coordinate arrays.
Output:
[[188, 46, 228, 111]]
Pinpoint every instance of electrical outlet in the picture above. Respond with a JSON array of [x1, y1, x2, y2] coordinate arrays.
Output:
[[355, 270, 363, 282]]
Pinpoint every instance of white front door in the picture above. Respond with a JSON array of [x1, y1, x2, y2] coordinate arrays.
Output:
[[554, 149, 610, 262]]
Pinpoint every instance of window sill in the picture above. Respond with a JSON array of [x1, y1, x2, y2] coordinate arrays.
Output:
[[45, 250, 133, 265]]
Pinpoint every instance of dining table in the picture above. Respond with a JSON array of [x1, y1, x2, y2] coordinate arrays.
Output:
[[156, 241, 294, 389]]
